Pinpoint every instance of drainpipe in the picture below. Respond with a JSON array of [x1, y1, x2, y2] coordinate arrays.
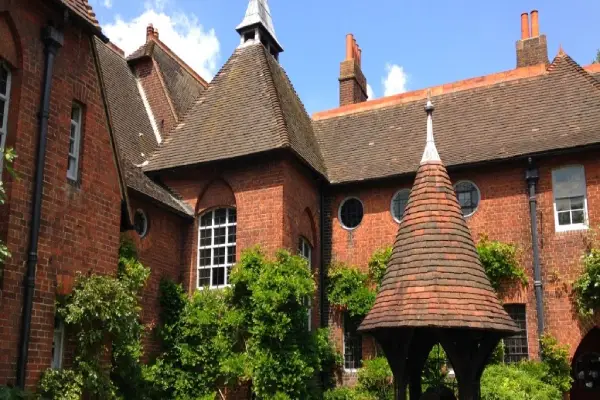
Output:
[[16, 25, 63, 389], [525, 157, 545, 357]]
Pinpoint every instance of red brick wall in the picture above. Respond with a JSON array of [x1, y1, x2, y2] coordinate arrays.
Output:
[[0, 0, 122, 387], [126, 194, 190, 358], [327, 151, 600, 367], [133, 58, 177, 140]]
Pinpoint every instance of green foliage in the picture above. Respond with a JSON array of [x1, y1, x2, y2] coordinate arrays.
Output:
[[327, 263, 376, 318], [145, 248, 340, 400], [39, 238, 150, 399], [0, 385, 32, 400], [480, 363, 562, 400], [476, 236, 527, 291], [368, 247, 392, 288], [539, 333, 573, 393], [593, 49, 600, 64], [39, 369, 83, 400], [573, 248, 600, 316], [357, 357, 393, 400], [422, 345, 449, 389], [323, 387, 375, 400], [490, 340, 506, 365], [0, 148, 16, 265]]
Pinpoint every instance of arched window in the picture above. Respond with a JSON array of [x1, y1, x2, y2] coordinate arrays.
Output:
[[0, 63, 12, 172], [198, 208, 237, 289], [391, 189, 410, 222]]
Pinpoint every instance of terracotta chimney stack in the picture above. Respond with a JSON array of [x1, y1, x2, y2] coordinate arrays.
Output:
[[146, 24, 154, 42], [530, 10, 539, 37], [520, 12, 530, 39], [516, 10, 548, 68], [339, 33, 368, 105]]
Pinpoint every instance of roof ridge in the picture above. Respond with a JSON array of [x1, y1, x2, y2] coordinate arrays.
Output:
[[313, 63, 548, 121], [548, 51, 600, 91], [259, 45, 291, 148]]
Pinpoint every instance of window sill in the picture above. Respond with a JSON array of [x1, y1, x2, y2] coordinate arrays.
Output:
[[555, 224, 588, 233], [343, 368, 359, 374]]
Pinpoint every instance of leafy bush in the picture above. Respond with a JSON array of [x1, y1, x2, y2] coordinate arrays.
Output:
[[39, 369, 83, 400], [0, 385, 32, 400], [480, 363, 562, 400], [323, 387, 375, 400], [327, 263, 376, 318], [476, 236, 527, 291], [368, 247, 392, 288], [357, 357, 393, 400], [540, 333, 573, 393], [573, 248, 600, 316]]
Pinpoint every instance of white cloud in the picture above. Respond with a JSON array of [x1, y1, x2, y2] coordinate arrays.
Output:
[[103, 0, 112, 8], [382, 63, 408, 96], [367, 84, 375, 100], [103, 1, 220, 81]]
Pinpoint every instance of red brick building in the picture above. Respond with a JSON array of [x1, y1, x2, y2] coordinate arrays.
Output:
[[1, 0, 600, 398]]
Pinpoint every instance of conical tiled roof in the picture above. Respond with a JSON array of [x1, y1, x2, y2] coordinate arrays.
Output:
[[359, 104, 518, 334]]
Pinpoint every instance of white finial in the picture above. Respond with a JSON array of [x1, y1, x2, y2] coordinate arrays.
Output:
[[236, 0, 283, 52], [420, 99, 441, 164]]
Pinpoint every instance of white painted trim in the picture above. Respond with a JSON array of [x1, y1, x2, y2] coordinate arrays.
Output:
[[390, 188, 411, 223], [197, 208, 237, 290], [338, 196, 364, 231], [135, 77, 162, 145], [552, 165, 589, 233], [67, 103, 83, 181], [453, 180, 481, 218], [0, 63, 12, 173]]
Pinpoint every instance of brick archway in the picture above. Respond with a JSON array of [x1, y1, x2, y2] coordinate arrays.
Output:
[[571, 327, 600, 400]]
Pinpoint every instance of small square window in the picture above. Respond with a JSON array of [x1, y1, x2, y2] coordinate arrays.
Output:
[[552, 166, 588, 232]]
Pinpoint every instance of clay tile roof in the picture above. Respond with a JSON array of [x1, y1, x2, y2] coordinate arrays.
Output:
[[93, 37, 192, 216], [314, 54, 600, 184], [145, 44, 326, 176], [359, 153, 519, 334], [59, 0, 100, 29]]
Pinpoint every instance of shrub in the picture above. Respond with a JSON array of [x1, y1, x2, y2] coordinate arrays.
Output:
[[0, 385, 32, 400], [357, 357, 393, 400], [38, 369, 83, 400], [368, 247, 392, 288], [323, 387, 376, 400], [540, 333, 573, 393], [327, 263, 376, 318], [573, 248, 600, 317], [480, 363, 562, 400], [476, 236, 527, 291]]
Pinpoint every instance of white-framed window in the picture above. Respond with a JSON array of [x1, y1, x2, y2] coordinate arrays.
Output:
[[51, 317, 65, 369], [67, 103, 83, 181], [298, 237, 312, 331], [391, 189, 410, 223], [134, 209, 149, 238], [198, 208, 237, 289], [339, 197, 364, 230], [552, 165, 588, 232], [0, 62, 12, 173], [343, 312, 362, 371], [454, 180, 481, 217]]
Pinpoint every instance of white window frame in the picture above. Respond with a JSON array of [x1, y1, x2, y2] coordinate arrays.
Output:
[[67, 103, 83, 181], [197, 208, 237, 289], [298, 237, 312, 331], [342, 312, 362, 373], [51, 319, 65, 369], [391, 189, 410, 223], [338, 197, 364, 231], [0, 62, 12, 173], [453, 180, 481, 217], [552, 165, 588, 233]]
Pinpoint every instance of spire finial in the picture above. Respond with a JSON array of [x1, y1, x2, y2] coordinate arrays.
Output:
[[236, 0, 283, 56], [420, 97, 441, 164]]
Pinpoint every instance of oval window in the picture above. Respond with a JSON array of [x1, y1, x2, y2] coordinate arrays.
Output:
[[134, 209, 149, 238], [391, 189, 410, 222], [453, 181, 480, 217], [339, 197, 364, 230]]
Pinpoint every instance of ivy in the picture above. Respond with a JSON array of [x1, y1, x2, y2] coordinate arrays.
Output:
[[573, 248, 600, 317], [327, 264, 376, 318], [476, 236, 527, 291], [39, 238, 150, 399], [145, 248, 341, 399], [0, 148, 16, 267], [368, 247, 392, 288]]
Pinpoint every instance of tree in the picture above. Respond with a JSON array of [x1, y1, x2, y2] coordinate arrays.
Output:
[[594, 49, 600, 64]]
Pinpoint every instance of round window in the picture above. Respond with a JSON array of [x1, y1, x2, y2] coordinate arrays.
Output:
[[391, 189, 410, 222], [134, 209, 149, 238], [453, 181, 480, 217], [339, 197, 364, 230]]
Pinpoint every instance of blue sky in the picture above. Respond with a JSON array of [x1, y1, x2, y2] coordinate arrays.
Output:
[[93, 0, 600, 114]]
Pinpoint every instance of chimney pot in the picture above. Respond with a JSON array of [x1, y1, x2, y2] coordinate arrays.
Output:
[[530, 10, 539, 37], [520, 12, 530, 39], [154, 28, 159, 40], [345, 34, 354, 61], [146, 23, 154, 42]]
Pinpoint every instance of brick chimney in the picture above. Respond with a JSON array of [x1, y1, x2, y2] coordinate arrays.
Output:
[[146, 23, 159, 42], [516, 10, 549, 67], [339, 34, 368, 106]]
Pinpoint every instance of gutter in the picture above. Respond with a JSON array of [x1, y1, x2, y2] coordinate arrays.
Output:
[[525, 157, 545, 356], [16, 25, 63, 388]]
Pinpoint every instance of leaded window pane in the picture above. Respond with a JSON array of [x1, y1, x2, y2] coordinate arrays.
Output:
[[340, 198, 363, 229], [344, 313, 363, 370], [197, 208, 237, 289], [504, 305, 528, 363]]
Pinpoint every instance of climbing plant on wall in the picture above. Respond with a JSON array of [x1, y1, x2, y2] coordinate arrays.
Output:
[[476, 236, 528, 291], [573, 231, 600, 317], [0, 148, 16, 265]]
